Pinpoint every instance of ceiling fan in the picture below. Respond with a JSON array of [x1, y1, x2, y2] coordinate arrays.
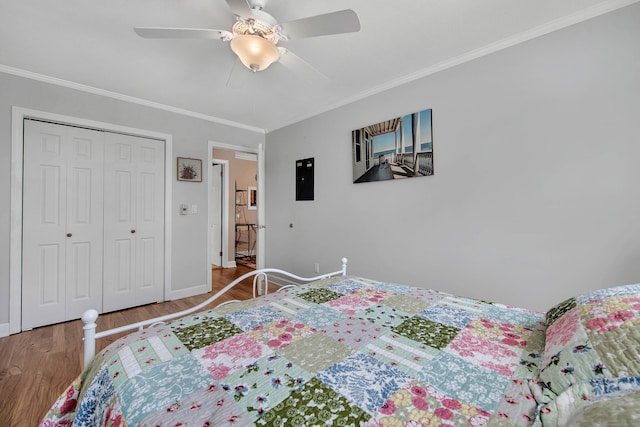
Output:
[[134, 0, 361, 74]]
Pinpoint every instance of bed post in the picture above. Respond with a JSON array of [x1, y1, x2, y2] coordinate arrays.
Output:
[[341, 257, 348, 276], [82, 309, 99, 369]]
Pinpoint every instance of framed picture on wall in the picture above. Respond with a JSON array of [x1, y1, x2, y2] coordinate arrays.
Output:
[[352, 108, 433, 183], [177, 157, 202, 182], [248, 186, 257, 210]]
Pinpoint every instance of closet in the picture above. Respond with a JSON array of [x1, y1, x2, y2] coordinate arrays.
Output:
[[21, 120, 165, 330]]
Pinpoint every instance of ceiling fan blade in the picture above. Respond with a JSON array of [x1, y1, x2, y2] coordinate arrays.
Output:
[[277, 48, 328, 82], [225, 0, 254, 19], [134, 27, 232, 40], [279, 9, 360, 40]]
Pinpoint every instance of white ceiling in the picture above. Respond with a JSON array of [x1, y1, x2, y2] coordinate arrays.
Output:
[[1, 0, 637, 133]]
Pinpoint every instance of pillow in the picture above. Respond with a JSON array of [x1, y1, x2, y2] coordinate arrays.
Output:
[[537, 385, 640, 426], [535, 283, 640, 419]]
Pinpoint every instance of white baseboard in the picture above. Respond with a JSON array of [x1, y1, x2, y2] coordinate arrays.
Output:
[[166, 284, 209, 301], [0, 322, 9, 338]]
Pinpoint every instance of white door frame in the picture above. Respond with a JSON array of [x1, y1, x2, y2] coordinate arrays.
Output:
[[256, 143, 265, 269], [207, 141, 265, 284], [9, 106, 173, 334]]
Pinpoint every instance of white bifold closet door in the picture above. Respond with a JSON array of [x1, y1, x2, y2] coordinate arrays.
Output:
[[102, 132, 165, 312], [22, 120, 105, 329], [21, 120, 165, 330]]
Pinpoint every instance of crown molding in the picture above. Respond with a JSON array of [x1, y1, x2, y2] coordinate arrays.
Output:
[[268, 0, 639, 132], [0, 64, 266, 135]]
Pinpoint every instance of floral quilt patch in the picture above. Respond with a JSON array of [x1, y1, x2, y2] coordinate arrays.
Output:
[[73, 367, 117, 427], [218, 354, 311, 420], [224, 306, 283, 332], [172, 317, 243, 351], [446, 329, 519, 376], [365, 334, 440, 378], [194, 333, 272, 380], [117, 354, 212, 426], [357, 304, 411, 329], [317, 352, 411, 414], [139, 384, 252, 426], [393, 316, 460, 349], [418, 303, 478, 329], [294, 304, 348, 329], [367, 380, 491, 427], [326, 279, 368, 295], [465, 318, 537, 350], [249, 318, 316, 350], [322, 317, 385, 350], [298, 288, 344, 304], [255, 377, 370, 426], [419, 352, 509, 412], [326, 294, 376, 315]]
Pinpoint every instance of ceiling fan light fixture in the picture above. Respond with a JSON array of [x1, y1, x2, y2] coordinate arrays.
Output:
[[230, 34, 280, 72]]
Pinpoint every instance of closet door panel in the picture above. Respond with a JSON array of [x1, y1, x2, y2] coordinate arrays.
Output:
[[115, 238, 134, 291], [103, 133, 164, 312], [39, 244, 63, 306], [22, 120, 103, 329], [64, 134, 104, 319], [67, 241, 91, 300], [103, 142, 137, 312], [134, 138, 164, 305], [22, 125, 67, 329]]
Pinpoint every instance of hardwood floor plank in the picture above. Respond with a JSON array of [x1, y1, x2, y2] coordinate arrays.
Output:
[[0, 265, 257, 426]]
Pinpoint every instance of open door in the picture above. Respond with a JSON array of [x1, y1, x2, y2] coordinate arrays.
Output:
[[210, 162, 223, 268]]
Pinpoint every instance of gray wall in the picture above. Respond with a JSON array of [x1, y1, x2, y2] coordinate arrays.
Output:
[[0, 72, 264, 326], [264, 4, 640, 311]]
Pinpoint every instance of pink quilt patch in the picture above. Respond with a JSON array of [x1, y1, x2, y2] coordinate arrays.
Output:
[[194, 333, 271, 380], [326, 295, 376, 315], [447, 330, 519, 376]]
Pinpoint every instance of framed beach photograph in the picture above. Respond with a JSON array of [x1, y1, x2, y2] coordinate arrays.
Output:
[[177, 157, 202, 182], [352, 108, 433, 183]]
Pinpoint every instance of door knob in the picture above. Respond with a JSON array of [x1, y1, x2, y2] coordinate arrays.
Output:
[[66, 233, 72, 237], [130, 230, 136, 234]]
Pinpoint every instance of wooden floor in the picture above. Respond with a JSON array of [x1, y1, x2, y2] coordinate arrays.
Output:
[[0, 265, 262, 427]]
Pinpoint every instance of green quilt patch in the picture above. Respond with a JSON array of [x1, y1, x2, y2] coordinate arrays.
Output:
[[383, 295, 432, 314], [173, 317, 243, 351], [589, 326, 640, 377], [278, 333, 353, 374], [298, 288, 344, 304], [393, 316, 460, 349], [256, 377, 370, 426]]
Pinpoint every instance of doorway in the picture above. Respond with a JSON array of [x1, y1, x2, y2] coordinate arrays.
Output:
[[207, 141, 265, 289]]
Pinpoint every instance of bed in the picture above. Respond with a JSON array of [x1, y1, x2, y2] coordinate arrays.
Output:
[[41, 259, 640, 426]]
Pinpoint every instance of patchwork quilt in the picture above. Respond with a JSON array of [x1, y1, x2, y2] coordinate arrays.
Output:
[[41, 276, 640, 426]]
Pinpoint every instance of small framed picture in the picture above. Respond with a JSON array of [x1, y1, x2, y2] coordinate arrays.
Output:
[[248, 186, 257, 210], [177, 157, 202, 182]]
